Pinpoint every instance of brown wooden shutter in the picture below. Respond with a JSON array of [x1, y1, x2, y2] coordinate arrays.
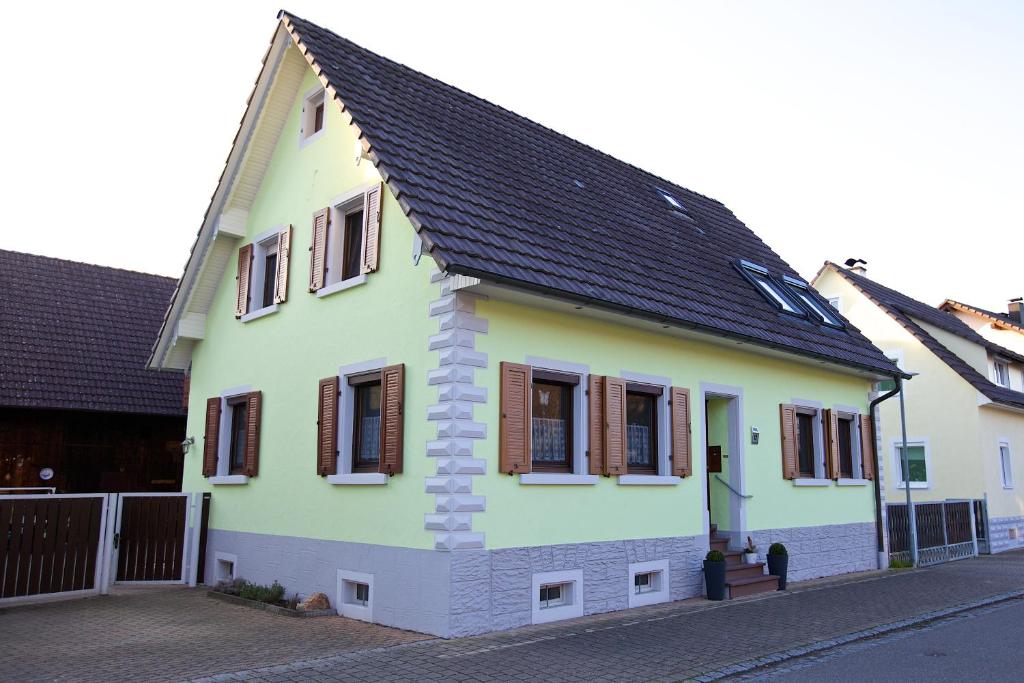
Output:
[[603, 377, 627, 476], [670, 386, 692, 477], [317, 377, 339, 476], [202, 397, 220, 477], [859, 414, 876, 480], [361, 183, 383, 274], [309, 208, 330, 291], [779, 404, 798, 480], [243, 391, 261, 477], [273, 225, 292, 304], [379, 364, 405, 475], [588, 374, 605, 475], [824, 409, 840, 479], [499, 362, 532, 474], [234, 244, 253, 318]]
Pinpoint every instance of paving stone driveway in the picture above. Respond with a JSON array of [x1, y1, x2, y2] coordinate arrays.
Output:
[[1, 552, 1022, 682]]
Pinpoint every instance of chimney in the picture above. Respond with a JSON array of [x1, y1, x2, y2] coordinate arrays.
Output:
[[844, 258, 868, 277], [1009, 298, 1023, 323]]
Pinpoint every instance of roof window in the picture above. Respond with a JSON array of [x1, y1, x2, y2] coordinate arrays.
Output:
[[656, 188, 685, 211], [783, 276, 844, 327], [739, 261, 801, 314]]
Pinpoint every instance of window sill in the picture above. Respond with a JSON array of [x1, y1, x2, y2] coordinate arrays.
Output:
[[895, 482, 929, 490], [327, 472, 388, 485], [209, 475, 249, 485], [837, 478, 870, 486], [617, 475, 679, 486], [316, 275, 368, 299], [299, 128, 325, 149], [520, 473, 599, 485], [1003, 485, 1015, 490], [240, 304, 278, 323], [793, 478, 831, 487]]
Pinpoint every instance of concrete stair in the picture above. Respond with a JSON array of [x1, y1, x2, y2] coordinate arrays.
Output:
[[710, 531, 780, 599]]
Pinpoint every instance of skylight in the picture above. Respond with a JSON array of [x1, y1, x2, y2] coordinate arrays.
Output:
[[739, 261, 800, 314], [656, 188, 684, 211], [783, 276, 844, 327]]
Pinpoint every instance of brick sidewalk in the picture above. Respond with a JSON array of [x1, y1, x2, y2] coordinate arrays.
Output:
[[202, 552, 1024, 682], [1, 552, 1021, 682]]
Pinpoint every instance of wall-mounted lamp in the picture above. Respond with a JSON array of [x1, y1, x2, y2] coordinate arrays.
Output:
[[181, 436, 195, 456]]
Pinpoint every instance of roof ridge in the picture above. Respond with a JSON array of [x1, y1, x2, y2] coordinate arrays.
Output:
[[278, 10, 730, 211], [0, 248, 178, 282]]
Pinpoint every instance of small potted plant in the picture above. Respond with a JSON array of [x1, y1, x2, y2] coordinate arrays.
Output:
[[704, 549, 727, 601], [767, 542, 788, 590], [742, 536, 759, 565]]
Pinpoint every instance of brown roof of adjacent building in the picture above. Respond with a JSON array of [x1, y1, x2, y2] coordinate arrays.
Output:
[[0, 249, 185, 415]]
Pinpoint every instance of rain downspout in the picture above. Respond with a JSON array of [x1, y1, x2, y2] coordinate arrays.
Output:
[[868, 374, 915, 568]]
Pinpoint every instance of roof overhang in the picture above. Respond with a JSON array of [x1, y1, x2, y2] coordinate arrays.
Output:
[[941, 299, 1024, 334], [448, 269, 900, 382]]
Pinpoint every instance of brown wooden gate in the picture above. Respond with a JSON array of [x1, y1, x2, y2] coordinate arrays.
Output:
[[115, 494, 188, 582], [0, 495, 105, 598]]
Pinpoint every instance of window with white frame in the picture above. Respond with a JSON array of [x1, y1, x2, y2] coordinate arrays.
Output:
[[626, 382, 664, 474], [531, 569, 583, 624], [336, 569, 374, 622], [531, 368, 581, 473], [1000, 442, 1014, 488], [993, 359, 1011, 388], [628, 559, 670, 608], [203, 386, 261, 483], [795, 406, 822, 478], [828, 296, 841, 311], [836, 412, 862, 479], [894, 441, 929, 488], [300, 87, 326, 144], [247, 232, 280, 314], [325, 191, 369, 288]]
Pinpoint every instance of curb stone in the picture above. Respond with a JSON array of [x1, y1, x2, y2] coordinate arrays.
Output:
[[689, 589, 1024, 682]]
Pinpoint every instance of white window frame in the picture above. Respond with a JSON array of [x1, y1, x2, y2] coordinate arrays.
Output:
[[791, 398, 828, 485], [317, 184, 376, 298], [999, 440, 1014, 489], [240, 227, 283, 323], [740, 260, 800, 314], [617, 370, 679, 485], [782, 276, 843, 327], [299, 86, 327, 147], [892, 438, 931, 490], [627, 559, 670, 608], [993, 359, 1011, 388], [213, 551, 238, 583], [336, 569, 374, 622], [326, 358, 389, 485], [519, 357, 597, 485], [209, 384, 254, 485], [827, 296, 841, 312], [531, 569, 584, 624], [834, 405, 866, 483]]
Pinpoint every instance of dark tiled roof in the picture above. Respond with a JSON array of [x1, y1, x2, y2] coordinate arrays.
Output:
[[941, 299, 1024, 332], [282, 12, 899, 378], [830, 264, 1024, 410], [0, 249, 185, 415]]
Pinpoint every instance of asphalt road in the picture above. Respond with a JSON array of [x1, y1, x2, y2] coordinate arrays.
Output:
[[743, 597, 1024, 682]]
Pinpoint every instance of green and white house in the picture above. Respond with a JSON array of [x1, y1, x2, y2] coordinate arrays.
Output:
[[150, 12, 903, 637]]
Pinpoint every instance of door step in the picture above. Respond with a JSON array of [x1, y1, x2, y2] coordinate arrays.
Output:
[[726, 574, 779, 598], [726, 561, 768, 580]]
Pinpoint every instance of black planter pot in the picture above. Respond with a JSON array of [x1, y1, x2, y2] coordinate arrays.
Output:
[[703, 559, 727, 601], [767, 554, 788, 590]]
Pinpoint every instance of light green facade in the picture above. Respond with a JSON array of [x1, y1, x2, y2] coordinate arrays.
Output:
[[184, 69, 438, 550], [182, 61, 877, 554]]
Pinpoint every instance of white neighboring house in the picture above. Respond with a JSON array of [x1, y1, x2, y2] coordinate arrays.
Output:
[[814, 262, 1024, 554]]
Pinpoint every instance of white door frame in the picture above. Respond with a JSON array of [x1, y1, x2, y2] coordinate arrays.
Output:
[[700, 383, 748, 548]]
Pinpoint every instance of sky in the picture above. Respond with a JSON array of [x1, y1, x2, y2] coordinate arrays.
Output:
[[0, 1, 1020, 311]]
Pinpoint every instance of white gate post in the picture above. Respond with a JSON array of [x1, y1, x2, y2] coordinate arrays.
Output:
[[968, 499, 979, 557], [186, 492, 202, 587], [98, 493, 119, 595]]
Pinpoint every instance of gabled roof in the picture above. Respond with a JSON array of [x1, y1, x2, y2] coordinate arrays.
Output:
[[825, 262, 1024, 410], [0, 250, 185, 416], [153, 12, 900, 378], [274, 12, 898, 377], [940, 299, 1024, 333]]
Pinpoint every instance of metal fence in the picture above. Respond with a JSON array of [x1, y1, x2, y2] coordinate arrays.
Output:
[[886, 500, 979, 566]]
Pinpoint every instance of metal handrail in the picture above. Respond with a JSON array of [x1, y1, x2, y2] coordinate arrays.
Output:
[[714, 474, 752, 499]]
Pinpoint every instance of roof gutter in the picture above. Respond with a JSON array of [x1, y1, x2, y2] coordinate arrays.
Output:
[[444, 264, 910, 381]]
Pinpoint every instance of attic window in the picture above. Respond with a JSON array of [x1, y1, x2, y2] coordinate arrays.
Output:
[[783, 277, 844, 327], [656, 188, 685, 211], [739, 261, 801, 314], [301, 87, 326, 145]]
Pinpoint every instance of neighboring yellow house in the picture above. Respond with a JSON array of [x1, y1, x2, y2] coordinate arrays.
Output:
[[814, 262, 1024, 554]]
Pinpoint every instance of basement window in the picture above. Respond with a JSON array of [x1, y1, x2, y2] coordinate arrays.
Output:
[[628, 560, 670, 608], [300, 87, 327, 145], [336, 570, 374, 622], [739, 261, 802, 315], [531, 569, 584, 624]]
